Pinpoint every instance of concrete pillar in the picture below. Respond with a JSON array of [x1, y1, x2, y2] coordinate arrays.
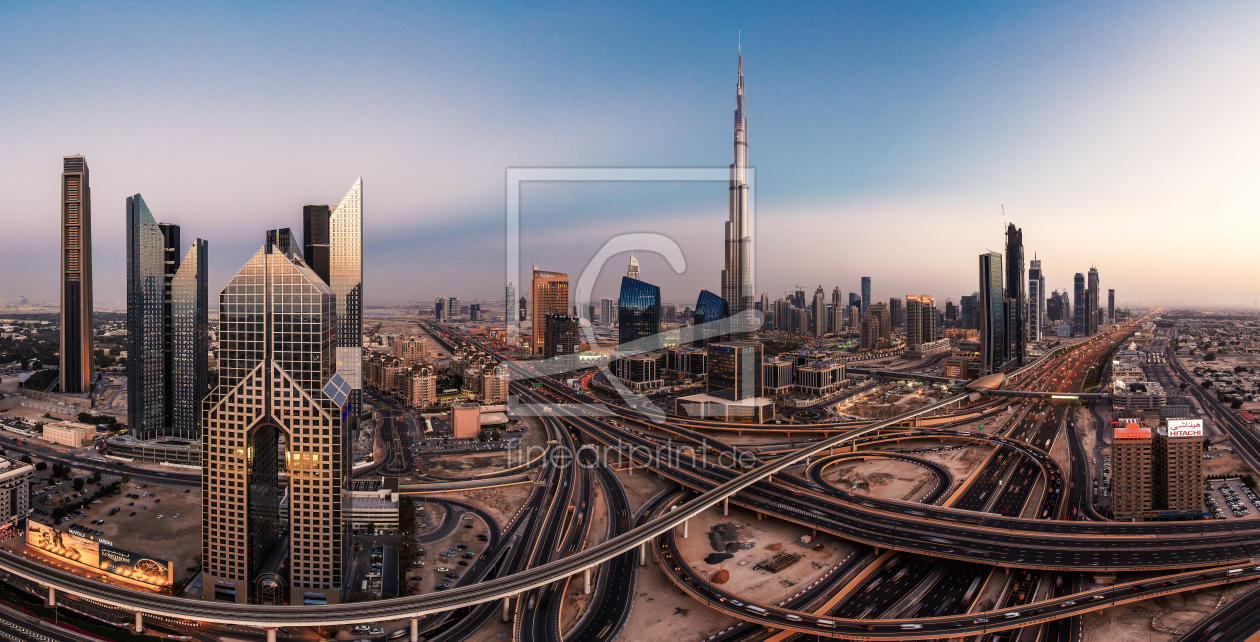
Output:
[[584, 567, 592, 595], [266, 629, 276, 642], [683, 519, 688, 539], [756, 512, 763, 521], [134, 612, 144, 634], [410, 618, 418, 642], [503, 597, 511, 622], [639, 542, 646, 566], [45, 586, 55, 608], [723, 497, 729, 516]]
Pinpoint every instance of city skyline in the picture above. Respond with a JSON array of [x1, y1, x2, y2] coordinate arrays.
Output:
[[1, 3, 1258, 307]]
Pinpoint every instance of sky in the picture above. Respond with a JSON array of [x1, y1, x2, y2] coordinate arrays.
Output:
[[1, 1, 1258, 311]]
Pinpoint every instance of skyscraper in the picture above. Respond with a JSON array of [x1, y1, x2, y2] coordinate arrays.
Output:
[[532, 268, 569, 355], [979, 252, 1004, 374], [1073, 273, 1087, 337], [1088, 267, 1100, 334], [201, 229, 350, 605], [721, 48, 753, 324], [860, 302, 891, 350], [126, 196, 208, 440], [960, 294, 979, 330], [505, 282, 516, 330], [692, 290, 728, 347], [618, 276, 661, 348], [1108, 289, 1115, 325], [905, 295, 935, 347], [303, 179, 363, 435], [944, 298, 955, 322], [626, 252, 640, 280], [860, 277, 871, 316], [1028, 257, 1044, 342], [889, 297, 903, 329], [1004, 224, 1025, 366], [60, 156, 93, 394], [830, 288, 843, 333], [812, 286, 825, 338]]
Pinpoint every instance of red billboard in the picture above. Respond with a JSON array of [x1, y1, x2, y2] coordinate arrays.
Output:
[[1115, 422, 1151, 439]]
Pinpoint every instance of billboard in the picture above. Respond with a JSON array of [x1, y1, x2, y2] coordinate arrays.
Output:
[[1114, 422, 1151, 439], [26, 523, 172, 588], [26, 522, 99, 567], [1167, 419, 1204, 438], [99, 544, 173, 587]]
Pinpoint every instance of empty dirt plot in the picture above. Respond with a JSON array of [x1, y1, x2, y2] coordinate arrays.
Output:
[[670, 502, 853, 607], [821, 457, 936, 502], [1079, 583, 1237, 642]]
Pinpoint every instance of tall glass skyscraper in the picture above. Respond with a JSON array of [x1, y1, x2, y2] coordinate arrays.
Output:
[[860, 277, 871, 316], [979, 252, 1004, 374], [693, 289, 728, 347], [721, 48, 753, 324], [1004, 224, 1025, 365], [127, 196, 209, 440], [200, 230, 349, 606], [1028, 258, 1045, 342], [1073, 273, 1087, 337], [126, 195, 165, 437], [617, 276, 661, 348]]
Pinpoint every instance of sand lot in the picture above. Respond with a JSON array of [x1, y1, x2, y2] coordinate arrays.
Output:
[[821, 457, 936, 502]]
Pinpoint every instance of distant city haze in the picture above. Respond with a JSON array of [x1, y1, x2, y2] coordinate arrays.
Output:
[[1, 3, 1258, 308]]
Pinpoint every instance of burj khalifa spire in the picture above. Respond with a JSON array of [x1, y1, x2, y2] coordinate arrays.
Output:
[[722, 45, 754, 332]]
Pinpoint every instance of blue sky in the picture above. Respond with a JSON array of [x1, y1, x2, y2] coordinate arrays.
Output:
[[1, 1, 1257, 309]]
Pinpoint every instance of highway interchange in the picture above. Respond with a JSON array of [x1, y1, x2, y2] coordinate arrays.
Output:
[[8, 313, 1260, 641]]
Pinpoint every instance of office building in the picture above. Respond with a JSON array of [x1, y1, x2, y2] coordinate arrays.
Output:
[[618, 276, 662, 348], [611, 356, 663, 392], [127, 196, 209, 441], [706, 342, 763, 401], [505, 283, 516, 332], [759, 293, 769, 328], [812, 286, 825, 338], [469, 303, 481, 321], [1028, 258, 1044, 342], [960, 294, 979, 330], [1152, 420, 1204, 514], [1108, 289, 1116, 325], [447, 297, 461, 318], [434, 297, 446, 322], [1111, 420, 1152, 520], [979, 252, 1004, 374], [692, 290, 728, 347], [42, 420, 97, 448], [860, 302, 890, 350], [905, 295, 935, 348], [1004, 224, 1025, 366], [303, 179, 364, 434], [889, 297, 904, 329], [943, 298, 955, 323], [200, 229, 351, 606], [860, 277, 871, 316], [532, 268, 569, 355], [542, 314, 580, 360], [60, 156, 94, 394], [1073, 273, 1087, 337], [721, 49, 754, 324], [519, 297, 527, 321], [1088, 267, 1100, 334]]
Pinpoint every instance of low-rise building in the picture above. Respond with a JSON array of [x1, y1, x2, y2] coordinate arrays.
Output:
[[794, 361, 846, 396], [762, 357, 794, 394], [1112, 381, 1167, 410], [0, 457, 34, 530], [612, 356, 664, 392], [105, 435, 201, 464], [904, 338, 950, 359], [42, 421, 96, 447], [345, 477, 400, 531]]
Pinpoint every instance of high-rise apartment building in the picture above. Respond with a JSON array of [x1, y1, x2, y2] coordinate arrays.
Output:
[[721, 50, 754, 324], [1153, 423, 1203, 514], [860, 277, 871, 316], [830, 288, 843, 333], [860, 302, 891, 350], [127, 196, 208, 441], [60, 156, 93, 394], [979, 253, 1004, 374], [1112, 420, 1152, 520], [1004, 224, 1025, 366], [392, 336, 427, 366], [532, 268, 569, 355], [542, 315, 580, 360], [1088, 267, 1100, 334], [960, 294, 979, 330], [889, 297, 904, 329], [200, 229, 351, 605], [1073, 273, 1087, 337], [1028, 258, 1044, 342], [505, 282, 516, 331], [618, 276, 661, 347], [944, 298, 955, 323], [812, 286, 825, 338], [905, 295, 935, 348], [1108, 289, 1115, 325], [848, 304, 859, 330]]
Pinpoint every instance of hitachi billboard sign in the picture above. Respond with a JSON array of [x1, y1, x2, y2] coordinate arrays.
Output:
[[1167, 419, 1203, 437]]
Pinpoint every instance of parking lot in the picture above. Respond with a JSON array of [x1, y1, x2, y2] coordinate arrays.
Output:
[[1205, 479, 1259, 520]]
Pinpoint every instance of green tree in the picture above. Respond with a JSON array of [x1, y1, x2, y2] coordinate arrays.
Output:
[[51, 507, 65, 520], [91, 470, 101, 483], [73, 478, 84, 491], [1206, 353, 1217, 361], [19, 455, 31, 464], [34, 462, 46, 471], [1232, 400, 1244, 409]]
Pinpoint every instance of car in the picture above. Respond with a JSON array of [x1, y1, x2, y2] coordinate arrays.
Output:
[[157, 514, 164, 519], [1062, 601, 1076, 607], [436, 584, 449, 590], [974, 618, 989, 624], [900, 624, 923, 630], [1092, 595, 1105, 600], [140, 506, 147, 510], [174, 513, 181, 518], [437, 567, 449, 572], [457, 561, 468, 566], [1004, 612, 1021, 618], [463, 524, 473, 528], [130, 512, 136, 516], [369, 629, 383, 636]]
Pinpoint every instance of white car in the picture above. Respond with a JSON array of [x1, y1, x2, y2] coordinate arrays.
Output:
[[157, 514, 164, 519]]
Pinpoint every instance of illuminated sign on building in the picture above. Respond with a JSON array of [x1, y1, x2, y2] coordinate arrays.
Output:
[[26, 523, 173, 588], [1114, 422, 1151, 439], [1167, 419, 1204, 438]]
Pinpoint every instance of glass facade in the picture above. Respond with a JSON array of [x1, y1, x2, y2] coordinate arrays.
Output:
[[706, 341, 763, 401], [61, 156, 94, 394], [330, 180, 362, 402], [693, 289, 728, 347], [171, 239, 208, 438], [979, 252, 1004, 374], [126, 195, 166, 439], [617, 276, 661, 348], [201, 231, 348, 605]]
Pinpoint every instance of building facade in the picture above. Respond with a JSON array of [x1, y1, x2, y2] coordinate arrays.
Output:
[[532, 269, 569, 355], [706, 342, 763, 401], [905, 295, 935, 348], [1004, 224, 1025, 365], [1112, 421, 1152, 520], [979, 252, 1004, 374], [721, 50, 754, 322], [1152, 425, 1203, 514], [618, 276, 662, 348], [0, 458, 34, 529], [1028, 258, 1043, 342], [200, 230, 351, 606]]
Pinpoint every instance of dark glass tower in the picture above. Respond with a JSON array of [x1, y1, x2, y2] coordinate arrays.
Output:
[[60, 156, 93, 393], [127, 196, 209, 441], [617, 277, 661, 348], [979, 252, 1004, 374], [302, 204, 331, 284], [1073, 273, 1087, 337], [1004, 223, 1025, 366], [860, 277, 871, 316], [692, 289, 728, 347]]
